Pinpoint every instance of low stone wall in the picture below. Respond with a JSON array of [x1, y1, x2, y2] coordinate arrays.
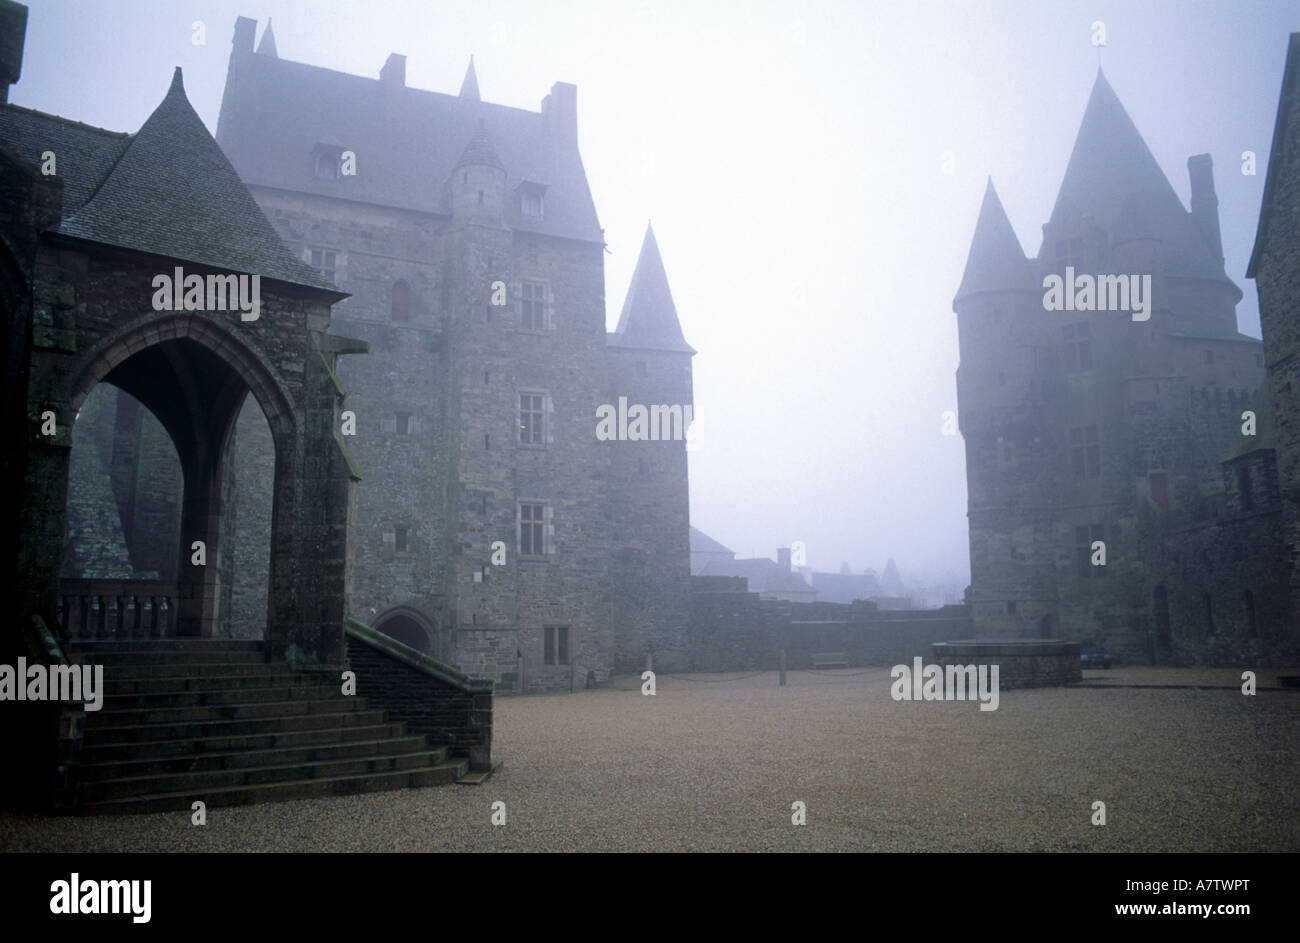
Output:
[[345, 618, 493, 771], [931, 640, 1082, 689], [688, 576, 974, 671]]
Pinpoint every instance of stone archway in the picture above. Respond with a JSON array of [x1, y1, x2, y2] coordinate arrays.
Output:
[[62, 316, 294, 640], [21, 294, 360, 669], [374, 605, 437, 654]]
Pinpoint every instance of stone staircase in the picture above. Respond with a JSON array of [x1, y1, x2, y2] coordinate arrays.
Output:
[[68, 639, 467, 815]]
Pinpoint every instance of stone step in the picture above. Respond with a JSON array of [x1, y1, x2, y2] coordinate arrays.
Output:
[[81, 722, 410, 763], [88, 708, 389, 746], [72, 650, 270, 666], [96, 662, 293, 681], [80, 736, 439, 782], [79, 761, 471, 816], [105, 673, 323, 695], [77, 750, 451, 801], [102, 684, 346, 709], [68, 640, 266, 654], [87, 697, 370, 729]]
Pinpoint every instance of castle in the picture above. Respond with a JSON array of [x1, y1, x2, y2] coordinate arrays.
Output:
[[54, 17, 697, 692], [955, 69, 1299, 664]]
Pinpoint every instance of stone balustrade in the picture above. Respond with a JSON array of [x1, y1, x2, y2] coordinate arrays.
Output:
[[58, 580, 178, 639]]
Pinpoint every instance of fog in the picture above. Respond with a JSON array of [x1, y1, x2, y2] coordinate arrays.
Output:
[[14, 0, 1296, 593]]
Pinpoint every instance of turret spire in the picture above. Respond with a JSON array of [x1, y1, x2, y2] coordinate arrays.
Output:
[[256, 18, 277, 57], [612, 223, 695, 353], [954, 179, 1034, 305], [460, 55, 480, 101]]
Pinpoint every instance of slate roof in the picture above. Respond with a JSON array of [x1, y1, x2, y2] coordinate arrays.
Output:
[[1247, 33, 1300, 278], [455, 123, 504, 172], [0, 103, 130, 211], [954, 179, 1036, 304], [807, 571, 883, 604], [610, 222, 695, 353], [215, 41, 603, 243], [5, 67, 340, 293], [1049, 70, 1240, 298], [689, 526, 734, 556], [700, 557, 815, 597]]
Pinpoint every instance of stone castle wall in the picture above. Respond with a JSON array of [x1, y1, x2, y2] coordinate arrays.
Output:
[[688, 576, 975, 671]]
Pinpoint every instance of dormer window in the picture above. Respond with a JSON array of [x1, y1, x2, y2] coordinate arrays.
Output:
[[312, 142, 346, 181], [516, 180, 548, 221]]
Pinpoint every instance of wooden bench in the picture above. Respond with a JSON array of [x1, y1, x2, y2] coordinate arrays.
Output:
[[811, 652, 849, 669]]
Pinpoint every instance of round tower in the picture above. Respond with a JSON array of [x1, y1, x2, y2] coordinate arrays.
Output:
[[449, 123, 506, 222]]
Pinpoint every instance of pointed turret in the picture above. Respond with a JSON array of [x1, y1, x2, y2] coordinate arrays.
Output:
[[256, 18, 277, 57], [954, 179, 1035, 305], [449, 122, 505, 220], [612, 223, 695, 353], [1048, 69, 1237, 296], [453, 122, 503, 172], [54, 67, 337, 292], [460, 56, 480, 101]]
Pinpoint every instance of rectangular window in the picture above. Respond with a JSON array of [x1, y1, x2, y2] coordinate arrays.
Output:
[[314, 151, 340, 181], [1070, 425, 1100, 479], [1063, 322, 1092, 373], [395, 525, 408, 553], [309, 248, 337, 282], [519, 393, 545, 445], [519, 502, 545, 556], [521, 281, 546, 331], [521, 192, 544, 219], [395, 412, 412, 436], [544, 626, 569, 666]]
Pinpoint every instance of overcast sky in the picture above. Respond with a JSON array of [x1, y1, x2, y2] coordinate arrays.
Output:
[[12, 0, 1297, 588]]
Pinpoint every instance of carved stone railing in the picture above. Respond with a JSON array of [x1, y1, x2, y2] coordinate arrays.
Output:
[[58, 579, 179, 639]]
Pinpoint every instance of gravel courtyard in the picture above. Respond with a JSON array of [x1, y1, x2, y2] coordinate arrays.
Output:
[[3, 667, 1297, 852]]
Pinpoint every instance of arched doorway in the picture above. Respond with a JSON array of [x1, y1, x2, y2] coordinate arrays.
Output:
[[61, 316, 293, 641], [374, 607, 436, 654]]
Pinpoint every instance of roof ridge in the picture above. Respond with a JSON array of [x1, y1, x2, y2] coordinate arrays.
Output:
[[0, 102, 129, 139], [243, 48, 546, 117]]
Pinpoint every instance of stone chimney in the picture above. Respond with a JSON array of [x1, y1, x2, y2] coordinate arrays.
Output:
[[381, 52, 405, 92], [0, 0, 28, 103], [1188, 153, 1224, 266], [777, 547, 792, 574], [542, 81, 578, 145], [231, 15, 256, 59]]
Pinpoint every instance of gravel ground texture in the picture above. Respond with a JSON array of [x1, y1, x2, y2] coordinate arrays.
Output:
[[3, 666, 1297, 852]]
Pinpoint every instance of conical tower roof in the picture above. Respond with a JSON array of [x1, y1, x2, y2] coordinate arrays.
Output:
[[1048, 70, 1238, 294], [256, 18, 277, 57], [453, 122, 504, 172], [54, 68, 338, 292], [611, 223, 695, 354], [460, 56, 480, 101], [954, 179, 1036, 305]]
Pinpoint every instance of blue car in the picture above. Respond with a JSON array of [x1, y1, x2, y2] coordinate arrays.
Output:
[[1081, 647, 1113, 669]]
